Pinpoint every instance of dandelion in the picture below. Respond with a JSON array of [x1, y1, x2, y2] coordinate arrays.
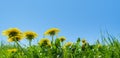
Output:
[[2, 28, 23, 42], [38, 38, 51, 47], [7, 48, 17, 53], [2, 28, 22, 38], [82, 39, 86, 44], [7, 35, 24, 42], [44, 28, 60, 36], [82, 41, 89, 51], [65, 42, 73, 47], [44, 28, 60, 44], [59, 36, 66, 46], [59, 36, 66, 42], [2, 28, 23, 49], [24, 31, 38, 40], [24, 31, 38, 46]]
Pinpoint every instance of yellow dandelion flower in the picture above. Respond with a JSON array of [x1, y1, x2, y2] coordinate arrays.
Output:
[[7, 35, 24, 42], [65, 42, 73, 47], [38, 38, 51, 46], [2, 28, 22, 37], [44, 28, 60, 36], [24, 31, 38, 40], [82, 39, 86, 44], [59, 36, 66, 42], [7, 48, 17, 53]]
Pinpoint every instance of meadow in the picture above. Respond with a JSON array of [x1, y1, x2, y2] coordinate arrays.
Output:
[[0, 28, 120, 58]]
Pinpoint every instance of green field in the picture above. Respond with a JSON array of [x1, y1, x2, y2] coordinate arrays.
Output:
[[0, 28, 120, 58]]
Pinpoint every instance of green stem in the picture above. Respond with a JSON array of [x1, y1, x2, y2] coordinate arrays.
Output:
[[62, 42, 63, 46], [51, 35, 54, 45], [29, 40, 32, 47], [16, 41, 21, 48], [14, 37, 23, 51], [15, 40, 22, 50]]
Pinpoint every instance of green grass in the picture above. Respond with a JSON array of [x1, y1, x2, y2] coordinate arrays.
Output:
[[0, 35, 120, 58]]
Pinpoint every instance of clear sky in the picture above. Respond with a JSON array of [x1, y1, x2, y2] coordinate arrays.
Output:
[[0, 0, 120, 45]]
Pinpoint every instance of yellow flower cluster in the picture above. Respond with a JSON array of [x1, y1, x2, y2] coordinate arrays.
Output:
[[2, 27, 67, 48], [2, 28, 38, 42], [44, 28, 60, 36], [38, 38, 51, 47], [23, 31, 38, 40], [2, 28, 23, 42]]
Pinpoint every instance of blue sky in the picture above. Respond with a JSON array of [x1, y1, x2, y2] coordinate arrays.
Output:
[[0, 0, 120, 45]]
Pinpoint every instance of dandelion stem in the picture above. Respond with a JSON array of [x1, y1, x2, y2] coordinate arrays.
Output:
[[29, 40, 32, 47], [62, 42, 63, 46], [14, 37, 23, 51], [51, 35, 54, 44]]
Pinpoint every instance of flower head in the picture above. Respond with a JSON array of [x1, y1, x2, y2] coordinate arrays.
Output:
[[24, 31, 38, 40], [2, 28, 23, 42], [44, 28, 60, 36], [8, 35, 24, 42], [38, 38, 51, 46], [59, 36, 66, 42], [82, 39, 86, 44], [7, 48, 17, 53], [2, 28, 22, 37], [65, 42, 73, 47]]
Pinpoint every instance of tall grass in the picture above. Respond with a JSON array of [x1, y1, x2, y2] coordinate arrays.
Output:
[[0, 35, 120, 58]]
